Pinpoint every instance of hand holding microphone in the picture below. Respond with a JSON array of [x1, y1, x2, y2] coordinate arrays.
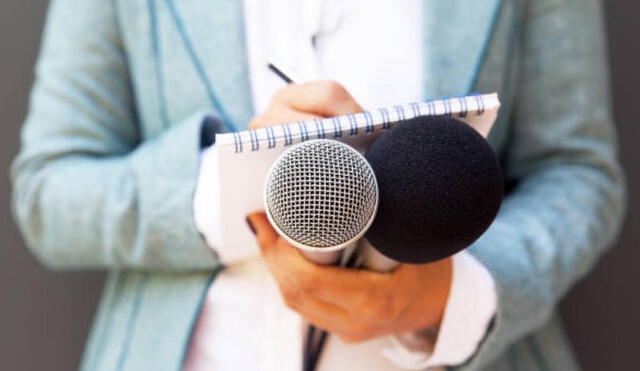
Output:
[[246, 211, 453, 343], [246, 74, 504, 371], [246, 81, 456, 345], [255, 114, 503, 368]]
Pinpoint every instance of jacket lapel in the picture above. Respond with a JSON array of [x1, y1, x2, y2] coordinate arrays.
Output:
[[422, 0, 503, 98], [164, 0, 254, 131]]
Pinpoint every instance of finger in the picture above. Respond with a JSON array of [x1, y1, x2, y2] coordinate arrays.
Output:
[[248, 108, 321, 129], [248, 211, 390, 314], [246, 213, 382, 340], [288, 294, 373, 341], [301, 265, 390, 313], [270, 252, 391, 313], [246, 211, 278, 253], [275, 81, 363, 117], [255, 237, 382, 313]]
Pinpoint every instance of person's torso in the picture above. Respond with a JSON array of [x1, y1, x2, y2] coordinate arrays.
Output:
[[81, 2, 574, 370]]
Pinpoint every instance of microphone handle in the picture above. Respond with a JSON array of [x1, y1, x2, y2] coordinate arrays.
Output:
[[300, 250, 342, 265], [357, 238, 400, 272], [299, 240, 361, 266], [302, 243, 359, 371], [358, 239, 438, 357]]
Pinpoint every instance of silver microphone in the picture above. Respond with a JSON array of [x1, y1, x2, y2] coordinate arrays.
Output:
[[264, 139, 378, 265]]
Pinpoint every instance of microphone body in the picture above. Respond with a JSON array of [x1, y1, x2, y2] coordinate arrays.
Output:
[[264, 139, 379, 265]]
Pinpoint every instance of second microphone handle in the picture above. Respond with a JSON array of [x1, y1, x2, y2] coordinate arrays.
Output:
[[357, 238, 400, 272]]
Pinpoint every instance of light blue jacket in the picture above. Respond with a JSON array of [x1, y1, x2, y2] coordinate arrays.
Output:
[[11, 0, 626, 370]]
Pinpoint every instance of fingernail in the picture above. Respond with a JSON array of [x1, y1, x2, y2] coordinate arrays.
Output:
[[246, 217, 256, 235]]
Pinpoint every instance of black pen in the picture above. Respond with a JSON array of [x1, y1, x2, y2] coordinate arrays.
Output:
[[268, 60, 303, 84]]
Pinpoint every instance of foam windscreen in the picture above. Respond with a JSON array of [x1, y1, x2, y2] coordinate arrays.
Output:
[[364, 116, 503, 264]]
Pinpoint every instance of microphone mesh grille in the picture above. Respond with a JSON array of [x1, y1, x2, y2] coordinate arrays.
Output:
[[265, 140, 377, 249]]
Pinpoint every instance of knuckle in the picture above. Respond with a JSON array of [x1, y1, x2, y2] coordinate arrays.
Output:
[[346, 322, 370, 340], [354, 296, 376, 319], [296, 271, 316, 294], [248, 114, 267, 129], [256, 233, 272, 250], [356, 291, 393, 321], [374, 298, 396, 321], [273, 86, 291, 102], [357, 302, 381, 321], [324, 80, 348, 96], [318, 80, 348, 104], [338, 326, 369, 344], [281, 281, 303, 310]]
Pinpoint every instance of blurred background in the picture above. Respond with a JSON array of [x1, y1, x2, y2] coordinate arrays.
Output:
[[0, 1, 637, 370]]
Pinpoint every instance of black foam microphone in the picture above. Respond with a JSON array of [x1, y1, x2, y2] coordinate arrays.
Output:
[[361, 115, 504, 267]]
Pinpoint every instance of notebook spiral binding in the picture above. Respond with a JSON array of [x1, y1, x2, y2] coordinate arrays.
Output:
[[226, 94, 496, 154]]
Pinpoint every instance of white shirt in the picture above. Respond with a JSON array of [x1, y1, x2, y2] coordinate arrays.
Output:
[[185, 1, 497, 370]]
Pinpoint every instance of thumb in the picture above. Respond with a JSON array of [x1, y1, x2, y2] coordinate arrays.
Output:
[[246, 211, 279, 254]]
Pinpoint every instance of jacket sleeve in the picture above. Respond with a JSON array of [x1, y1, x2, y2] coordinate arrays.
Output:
[[458, 0, 626, 369], [10, 0, 219, 270]]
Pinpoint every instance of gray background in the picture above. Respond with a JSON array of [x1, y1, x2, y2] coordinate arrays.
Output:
[[0, 1, 637, 370]]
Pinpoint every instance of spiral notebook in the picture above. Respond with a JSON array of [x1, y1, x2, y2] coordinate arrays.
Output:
[[212, 93, 500, 252]]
